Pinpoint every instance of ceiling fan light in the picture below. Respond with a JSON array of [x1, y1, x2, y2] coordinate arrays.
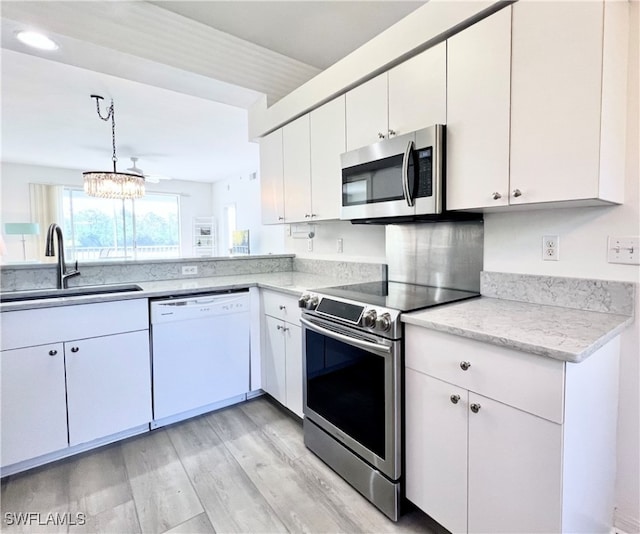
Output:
[[83, 171, 145, 199]]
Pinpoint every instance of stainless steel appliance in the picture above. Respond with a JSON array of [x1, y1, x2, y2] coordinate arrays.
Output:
[[340, 125, 444, 222], [299, 221, 484, 521]]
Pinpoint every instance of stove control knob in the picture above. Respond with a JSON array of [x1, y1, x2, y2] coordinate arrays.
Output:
[[362, 310, 377, 328], [305, 296, 319, 310], [375, 313, 392, 332], [298, 295, 310, 308]]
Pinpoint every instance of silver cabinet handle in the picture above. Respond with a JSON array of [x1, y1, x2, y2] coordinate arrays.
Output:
[[460, 361, 471, 371], [377, 132, 385, 139], [279, 305, 286, 310], [310, 213, 317, 218], [492, 192, 502, 200], [470, 403, 481, 414], [276, 324, 282, 331], [49, 349, 58, 356], [304, 214, 311, 218], [388, 129, 396, 137], [70, 346, 80, 353], [512, 189, 522, 197], [282, 327, 289, 332], [450, 394, 460, 404], [278, 216, 284, 221]]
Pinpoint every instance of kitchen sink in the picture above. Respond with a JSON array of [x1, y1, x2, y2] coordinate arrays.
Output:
[[0, 284, 144, 303]]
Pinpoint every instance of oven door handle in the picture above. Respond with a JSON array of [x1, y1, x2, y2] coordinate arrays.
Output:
[[300, 317, 392, 357]]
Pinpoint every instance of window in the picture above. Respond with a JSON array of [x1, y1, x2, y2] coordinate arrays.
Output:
[[62, 189, 180, 261]]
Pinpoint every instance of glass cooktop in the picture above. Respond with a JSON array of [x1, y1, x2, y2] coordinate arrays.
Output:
[[313, 281, 479, 313]]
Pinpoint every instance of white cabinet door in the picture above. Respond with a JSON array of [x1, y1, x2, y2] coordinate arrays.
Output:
[[283, 115, 312, 222], [345, 73, 388, 150], [310, 95, 346, 221], [66, 331, 152, 446], [1, 344, 68, 467], [405, 369, 468, 534], [468, 393, 563, 534], [284, 324, 303, 418], [510, 1, 604, 205], [260, 129, 285, 224], [388, 42, 446, 135], [446, 9, 511, 210], [263, 316, 287, 405]]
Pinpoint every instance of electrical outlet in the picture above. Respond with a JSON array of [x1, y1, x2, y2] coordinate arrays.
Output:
[[307, 238, 313, 252], [608, 236, 639, 265], [182, 265, 198, 275], [542, 235, 559, 261], [337, 238, 343, 253]]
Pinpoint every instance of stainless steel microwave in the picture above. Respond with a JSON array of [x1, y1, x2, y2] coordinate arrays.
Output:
[[340, 125, 444, 222]]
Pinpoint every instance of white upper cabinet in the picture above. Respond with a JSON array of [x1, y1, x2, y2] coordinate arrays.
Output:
[[345, 73, 388, 151], [446, 8, 512, 210], [509, 0, 627, 206], [262, 97, 345, 224], [345, 44, 447, 152], [310, 95, 346, 221], [283, 115, 312, 223], [260, 129, 285, 224], [388, 42, 447, 135]]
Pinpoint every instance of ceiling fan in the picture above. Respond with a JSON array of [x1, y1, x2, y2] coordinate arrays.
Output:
[[125, 157, 172, 184]]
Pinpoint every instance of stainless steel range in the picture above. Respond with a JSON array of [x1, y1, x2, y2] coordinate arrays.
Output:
[[299, 222, 484, 521]]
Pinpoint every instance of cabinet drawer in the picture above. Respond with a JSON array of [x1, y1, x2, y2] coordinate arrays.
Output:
[[1, 299, 149, 350], [405, 326, 565, 423], [262, 290, 301, 324]]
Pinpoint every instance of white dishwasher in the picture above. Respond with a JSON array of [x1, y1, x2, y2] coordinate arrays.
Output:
[[150, 291, 250, 428]]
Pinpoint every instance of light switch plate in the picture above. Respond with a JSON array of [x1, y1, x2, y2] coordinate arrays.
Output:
[[608, 236, 639, 265]]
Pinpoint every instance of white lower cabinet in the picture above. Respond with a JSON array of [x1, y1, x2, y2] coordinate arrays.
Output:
[[0, 344, 68, 466], [405, 325, 620, 534], [261, 290, 303, 417], [66, 331, 152, 446], [0, 299, 151, 472], [407, 370, 562, 533]]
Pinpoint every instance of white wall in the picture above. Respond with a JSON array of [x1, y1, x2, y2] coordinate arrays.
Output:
[[0, 162, 214, 261], [484, 4, 639, 525], [285, 219, 386, 263], [211, 172, 285, 256]]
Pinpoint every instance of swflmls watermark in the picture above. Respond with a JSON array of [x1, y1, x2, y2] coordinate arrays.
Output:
[[3, 512, 86, 526]]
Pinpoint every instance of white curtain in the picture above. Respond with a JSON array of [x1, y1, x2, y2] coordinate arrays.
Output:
[[29, 183, 63, 263]]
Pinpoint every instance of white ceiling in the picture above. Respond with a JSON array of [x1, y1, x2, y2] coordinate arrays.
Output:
[[0, 1, 425, 183]]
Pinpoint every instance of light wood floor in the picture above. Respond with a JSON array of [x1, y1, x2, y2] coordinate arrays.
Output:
[[1, 397, 444, 534]]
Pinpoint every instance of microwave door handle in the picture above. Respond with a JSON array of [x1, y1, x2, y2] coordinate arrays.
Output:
[[300, 317, 392, 358], [402, 140, 415, 207]]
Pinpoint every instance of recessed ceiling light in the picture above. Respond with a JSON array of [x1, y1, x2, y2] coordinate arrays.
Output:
[[15, 31, 59, 51]]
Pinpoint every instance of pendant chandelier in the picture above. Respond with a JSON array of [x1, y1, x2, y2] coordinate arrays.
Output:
[[83, 94, 145, 199]]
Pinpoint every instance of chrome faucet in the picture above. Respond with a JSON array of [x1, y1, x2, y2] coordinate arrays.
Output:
[[45, 223, 80, 289]]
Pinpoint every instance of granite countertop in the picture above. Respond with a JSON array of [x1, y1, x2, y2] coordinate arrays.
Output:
[[0, 271, 343, 312], [402, 296, 633, 363]]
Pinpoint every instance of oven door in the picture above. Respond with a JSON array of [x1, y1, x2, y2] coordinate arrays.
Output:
[[301, 315, 401, 481]]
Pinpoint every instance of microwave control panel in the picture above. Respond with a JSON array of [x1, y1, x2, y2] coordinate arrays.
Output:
[[415, 147, 433, 198]]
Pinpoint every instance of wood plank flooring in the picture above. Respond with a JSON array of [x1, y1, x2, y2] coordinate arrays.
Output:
[[1, 397, 444, 534]]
